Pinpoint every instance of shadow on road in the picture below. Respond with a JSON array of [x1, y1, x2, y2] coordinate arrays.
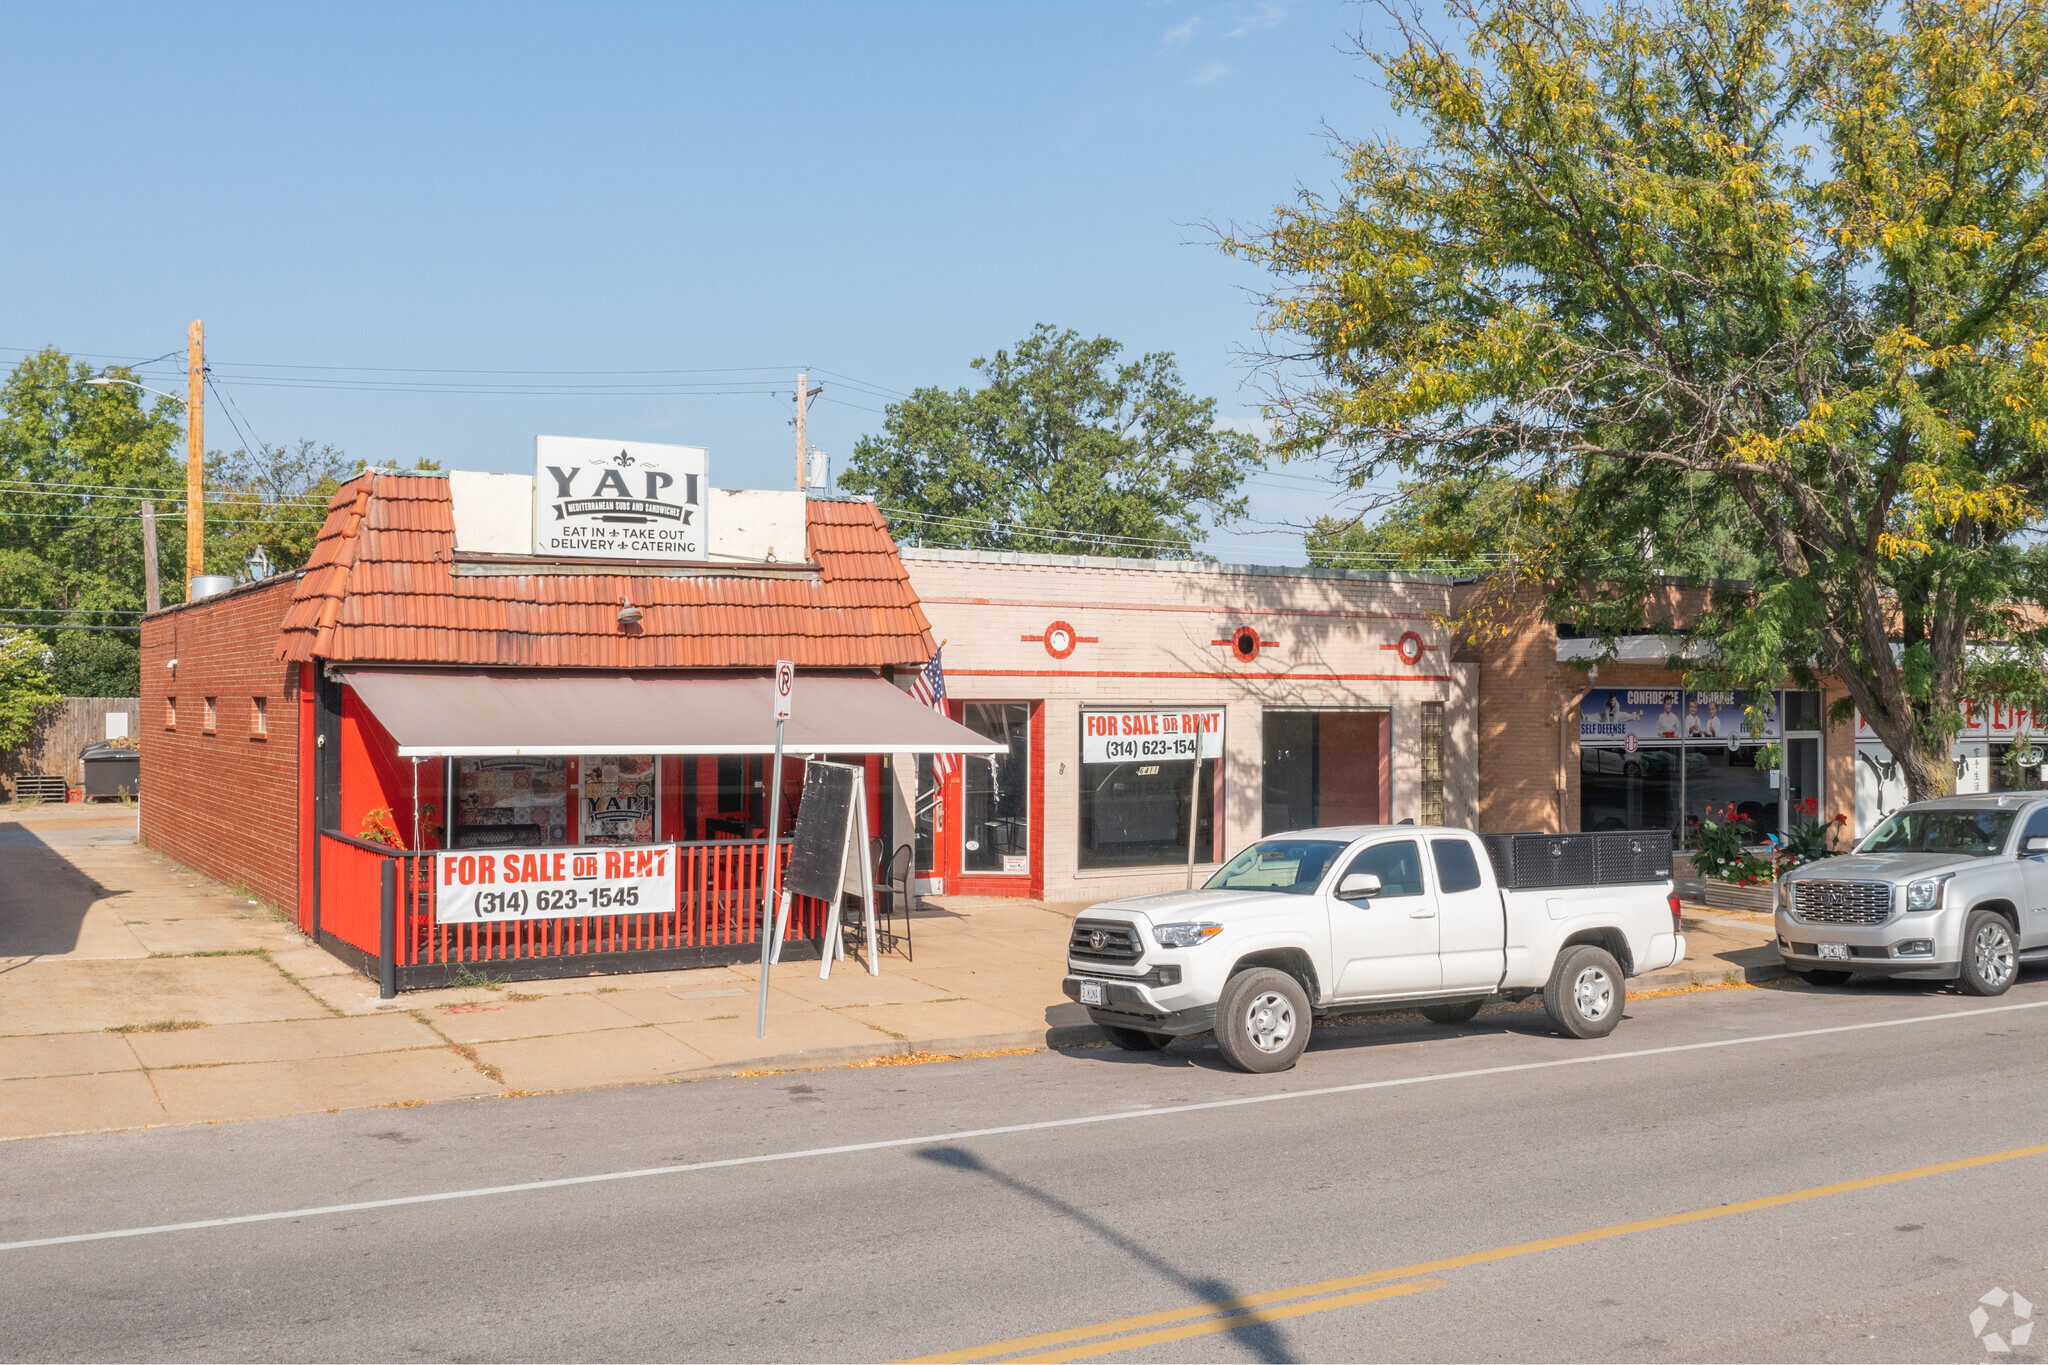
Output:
[[0, 823, 110, 958], [914, 1144, 1298, 1363]]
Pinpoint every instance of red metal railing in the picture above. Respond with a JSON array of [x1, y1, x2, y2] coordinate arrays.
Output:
[[317, 833, 830, 994]]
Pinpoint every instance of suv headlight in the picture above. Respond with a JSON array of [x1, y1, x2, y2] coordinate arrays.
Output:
[[1904, 876, 1951, 911], [1153, 922, 1223, 948]]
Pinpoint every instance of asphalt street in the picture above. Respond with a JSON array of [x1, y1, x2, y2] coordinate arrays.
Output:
[[5, 974, 2048, 1363]]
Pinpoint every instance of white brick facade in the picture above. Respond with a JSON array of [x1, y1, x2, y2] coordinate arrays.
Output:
[[898, 548, 1477, 903]]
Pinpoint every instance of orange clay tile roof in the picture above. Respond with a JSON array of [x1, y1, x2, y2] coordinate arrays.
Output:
[[278, 472, 936, 669]]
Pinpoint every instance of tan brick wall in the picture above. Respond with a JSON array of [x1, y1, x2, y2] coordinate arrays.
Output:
[[902, 550, 1472, 901], [139, 577, 303, 914], [1457, 585, 1571, 833]]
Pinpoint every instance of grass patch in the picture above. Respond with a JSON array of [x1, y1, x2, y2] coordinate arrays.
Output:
[[445, 963, 505, 991], [412, 1010, 506, 1084], [707, 1013, 738, 1020], [506, 992, 545, 1003], [107, 1019, 207, 1033]]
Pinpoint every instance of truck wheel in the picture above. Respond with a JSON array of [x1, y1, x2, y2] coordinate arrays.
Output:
[[1959, 911, 2018, 997], [1215, 968, 1311, 1073], [1795, 969, 1852, 986], [1543, 945, 1624, 1039], [1421, 1000, 1484, 1026], [1097, 1023, 1171, 1051]]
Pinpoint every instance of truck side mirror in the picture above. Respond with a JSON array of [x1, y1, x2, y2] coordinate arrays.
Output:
[[1335, 872, 1382, 901], [2025, 836, 2048, 855]]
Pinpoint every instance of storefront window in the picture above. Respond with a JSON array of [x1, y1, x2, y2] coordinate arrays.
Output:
[[1683, 746, 1778, 842], [579, 754, 656, 845], [1991, 740, 2048, 792], [453, 756, 566, 848], [1580, 688, 1823, 845], [1581, 747, 1680, 836], [1080, 757, 1216, 870], [961, 703, 1030, 873], [914, 753, 937, 872]]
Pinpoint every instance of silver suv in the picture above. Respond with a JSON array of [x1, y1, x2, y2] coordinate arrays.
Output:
[[1776, 795, 2048, 994]]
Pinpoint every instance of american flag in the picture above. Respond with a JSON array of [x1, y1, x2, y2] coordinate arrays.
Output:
[[909, 647, 957, 777]]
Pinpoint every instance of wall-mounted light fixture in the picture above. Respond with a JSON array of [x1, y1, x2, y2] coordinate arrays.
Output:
[[616, 598, 643, 627]]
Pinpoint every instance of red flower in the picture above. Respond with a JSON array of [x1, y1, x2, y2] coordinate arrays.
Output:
[[1834, 813, 1849, 825]]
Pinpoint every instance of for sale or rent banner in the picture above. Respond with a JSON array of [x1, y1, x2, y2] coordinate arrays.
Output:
[[1081, 709, 1225, 765], [435, 843, 677, 923]]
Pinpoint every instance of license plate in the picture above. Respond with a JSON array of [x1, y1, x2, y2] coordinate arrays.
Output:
[[1818, 943, 1850, 962], [1079, 980, 1104, 1005]]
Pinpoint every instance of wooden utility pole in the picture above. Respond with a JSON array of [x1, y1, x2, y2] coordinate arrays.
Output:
[[793, 370, 809, 490], [792, 372, 822, 490], [185, 320, 205, 587], [141, 501, 161, 612]]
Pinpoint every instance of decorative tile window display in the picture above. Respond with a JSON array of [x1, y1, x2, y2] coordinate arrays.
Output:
[[454, 757, 568, 847]]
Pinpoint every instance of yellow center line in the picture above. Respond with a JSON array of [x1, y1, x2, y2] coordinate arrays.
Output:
[[1008, 1279, 1448, 1364], [903, 1139, 2048, 1363]]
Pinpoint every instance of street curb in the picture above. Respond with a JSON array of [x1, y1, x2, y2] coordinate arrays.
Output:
[[1633, 958, 1789, 992], [665, 1023, 1107, 1080]]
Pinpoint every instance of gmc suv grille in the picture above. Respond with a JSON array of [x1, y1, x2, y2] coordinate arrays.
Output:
[[1793, 880, 1893, 924], [1069, 919, 1143, 963]]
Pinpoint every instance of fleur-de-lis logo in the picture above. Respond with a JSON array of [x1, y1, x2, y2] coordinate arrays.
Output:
[[613, 450, 635, 466]]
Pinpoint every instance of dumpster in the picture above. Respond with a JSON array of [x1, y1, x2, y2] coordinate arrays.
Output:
[[80, 742, 141, 800]]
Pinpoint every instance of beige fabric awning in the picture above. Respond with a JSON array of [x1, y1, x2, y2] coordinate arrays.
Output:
[[333, 668, 1006, 758]]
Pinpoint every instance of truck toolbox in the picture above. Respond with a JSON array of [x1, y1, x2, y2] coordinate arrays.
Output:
[[1482, 830, 1672, 888]]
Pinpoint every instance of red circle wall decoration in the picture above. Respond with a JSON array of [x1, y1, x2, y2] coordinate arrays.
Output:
[[1042, 621, 1079, 660], [1394, 630, 1425, 665], [1230, 627, 1262, 663]]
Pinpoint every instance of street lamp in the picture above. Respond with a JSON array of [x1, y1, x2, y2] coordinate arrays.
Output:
[[84, 376, 182, 404]]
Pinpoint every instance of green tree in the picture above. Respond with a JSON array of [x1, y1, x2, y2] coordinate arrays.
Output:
[[206, 439, 356, 577], [0, 348, 186, 634], [1227, 0, 2048, 799], [839, 324, 1264, 557], [1304, 472, 1531, 571], [0, 632, 61, 760], [50, 631, 140, 697]]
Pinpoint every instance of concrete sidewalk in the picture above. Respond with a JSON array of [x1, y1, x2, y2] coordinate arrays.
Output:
[[2, 801, 1779, 1140], [2, 802, 1103, 1140]]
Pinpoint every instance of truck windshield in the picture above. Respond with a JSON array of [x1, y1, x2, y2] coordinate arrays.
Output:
[[1858, 808, 2015, 857], [1204, 840, 1348, 895]]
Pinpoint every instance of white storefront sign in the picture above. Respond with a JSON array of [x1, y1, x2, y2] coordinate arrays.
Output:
[[1081, 709, 1225, 764], [435, 843, 677, 923], [533, 435, 708, 562]]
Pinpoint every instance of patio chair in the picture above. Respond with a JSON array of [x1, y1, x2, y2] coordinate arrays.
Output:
[[873, 843, 914, 961]]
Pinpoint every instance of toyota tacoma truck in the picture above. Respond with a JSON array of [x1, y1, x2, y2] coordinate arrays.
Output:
[[1776, 794, 2048, 994], [1062, 825, 1684, 1072]]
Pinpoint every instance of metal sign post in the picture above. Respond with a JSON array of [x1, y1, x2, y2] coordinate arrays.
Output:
[[1185, 713, 1225, 891], [757, 660, 795, 1038]]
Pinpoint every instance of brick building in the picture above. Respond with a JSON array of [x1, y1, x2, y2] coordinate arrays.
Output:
[[140, 467, 997, 990], [897, 548, 1476, 902]]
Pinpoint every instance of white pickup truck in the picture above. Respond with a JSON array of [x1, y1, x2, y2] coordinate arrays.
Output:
[[1063, 825, 1685, 1072]]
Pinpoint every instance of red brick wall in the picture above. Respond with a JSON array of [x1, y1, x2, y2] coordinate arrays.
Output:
[[139, 577, 303, 914]]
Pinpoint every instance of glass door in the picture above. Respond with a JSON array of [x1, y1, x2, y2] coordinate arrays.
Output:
[[961, 702, 1030, 874]]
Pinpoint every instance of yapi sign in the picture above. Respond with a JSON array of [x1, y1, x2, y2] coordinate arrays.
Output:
[[436, 843, 677, 923], [533, 435, 707, 562]]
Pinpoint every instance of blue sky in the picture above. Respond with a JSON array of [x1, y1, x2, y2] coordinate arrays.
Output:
[[0, 2, 1408, 563]]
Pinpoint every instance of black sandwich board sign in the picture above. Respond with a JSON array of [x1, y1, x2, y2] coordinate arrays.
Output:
[[769, 760, 878, 978]]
